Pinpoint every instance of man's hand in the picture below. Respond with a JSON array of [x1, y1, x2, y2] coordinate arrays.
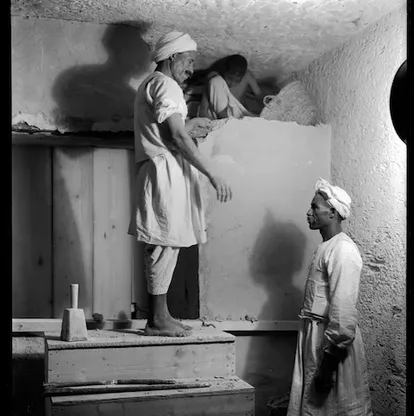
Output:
[[194, 117, 212, 129], [210, 176, 232, 203], [186, 117, 212, 132], [313, 366, 334, 395], [310, 353, 338, 407], [309, 369, 334, 408]]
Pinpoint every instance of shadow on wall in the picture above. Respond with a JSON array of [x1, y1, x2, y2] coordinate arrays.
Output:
[[243, 211, 306, 415], [49, 21, 152, 316], [51, 21, 151, 131], [249, 210, 305, 320]]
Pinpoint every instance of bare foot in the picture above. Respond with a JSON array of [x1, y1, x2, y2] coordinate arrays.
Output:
[[171, 318, 193, 331], [144, 318, 192, 337]]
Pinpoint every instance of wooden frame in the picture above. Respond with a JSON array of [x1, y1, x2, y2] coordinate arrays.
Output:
[[12, 131, 134, 149], [12, 318, 299, 333]]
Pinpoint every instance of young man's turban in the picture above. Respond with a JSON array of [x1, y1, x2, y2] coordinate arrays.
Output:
[[315, 178, 352, 220]]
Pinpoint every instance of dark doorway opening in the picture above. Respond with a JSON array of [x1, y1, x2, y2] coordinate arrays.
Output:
[[167, 245, 200, 319]]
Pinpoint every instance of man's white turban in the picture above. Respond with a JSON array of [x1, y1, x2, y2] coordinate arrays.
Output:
[[152, 31, 197, 63], [315, 178, 352, 220]]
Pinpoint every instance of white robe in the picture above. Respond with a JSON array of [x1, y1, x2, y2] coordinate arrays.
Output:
[[287, 232, 373, 416], [199, 74, 253, 119], [128, 71, 207, 247]]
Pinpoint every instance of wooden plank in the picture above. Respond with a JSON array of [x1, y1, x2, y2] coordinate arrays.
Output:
[[12, 146, 53, 317], [12, 318, 134, 332], [12, 318, 300, 333], [46, 377, 254, 416], [48, 393, 254, 416], [45, 328, 235, 349], [13, 319, 66, 332], [53, 148, 94, 319], [44, 379, 198, 388], [12, 132, 133, 149], [44, 382, 212, 396], [215, 319, 300, 332], [92, 149, 134, 320], [46, 343, 235, 383]]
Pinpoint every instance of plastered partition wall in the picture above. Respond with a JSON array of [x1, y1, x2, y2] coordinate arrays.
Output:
[[295, 6, 407, 415], [12, 16, 154, 132], [198, 118, 331, 321]]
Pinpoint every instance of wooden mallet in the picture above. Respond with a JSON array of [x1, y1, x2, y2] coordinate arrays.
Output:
[[60, 284, 88, 342]]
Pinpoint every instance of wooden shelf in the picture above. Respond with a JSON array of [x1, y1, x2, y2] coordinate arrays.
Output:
[[12, 131, 134, 149]]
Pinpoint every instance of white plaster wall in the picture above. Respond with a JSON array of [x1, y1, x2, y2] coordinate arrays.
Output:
[[198, 118, 331, 321], [296, 6, 407, 415]]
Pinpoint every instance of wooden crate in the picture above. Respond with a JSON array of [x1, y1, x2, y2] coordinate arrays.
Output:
[[45, 376, 254, 416], [45, 328, 236, 383]]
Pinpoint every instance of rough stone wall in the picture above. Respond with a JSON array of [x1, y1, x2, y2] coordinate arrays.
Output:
[[12, 0, 404, 81], [296, 6, 407, 415]]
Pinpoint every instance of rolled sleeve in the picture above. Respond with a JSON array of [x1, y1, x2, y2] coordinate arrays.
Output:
[[147, 76, 187, 124]]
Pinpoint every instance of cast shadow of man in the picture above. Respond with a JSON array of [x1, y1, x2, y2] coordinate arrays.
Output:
[[50, 21, 151, 320], [242, 210, 307, 415], [52, 21, 151, 132]]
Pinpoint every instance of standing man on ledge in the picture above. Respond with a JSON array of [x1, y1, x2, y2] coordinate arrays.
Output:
[[287, 178, 373, 415], [129, 31, 232, 337]]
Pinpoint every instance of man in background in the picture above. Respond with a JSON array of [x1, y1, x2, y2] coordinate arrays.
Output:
[[287, 178, 373, 415], [187, 54, 266, 119]]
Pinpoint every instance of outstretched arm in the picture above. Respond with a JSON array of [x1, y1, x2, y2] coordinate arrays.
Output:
[[166, 114, 232, 203], [148, 74, 231, 202]]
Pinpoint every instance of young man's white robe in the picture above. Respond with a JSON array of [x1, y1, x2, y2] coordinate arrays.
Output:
[[287, 232, 373, 416]]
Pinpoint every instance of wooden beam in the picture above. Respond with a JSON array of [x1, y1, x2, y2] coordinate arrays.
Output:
[[13, 318, 63, 332], [12, 131, 134, 149], [12, 318, 299, 333], [46, 377, 254, 415], [212, 320, 300, 332]]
